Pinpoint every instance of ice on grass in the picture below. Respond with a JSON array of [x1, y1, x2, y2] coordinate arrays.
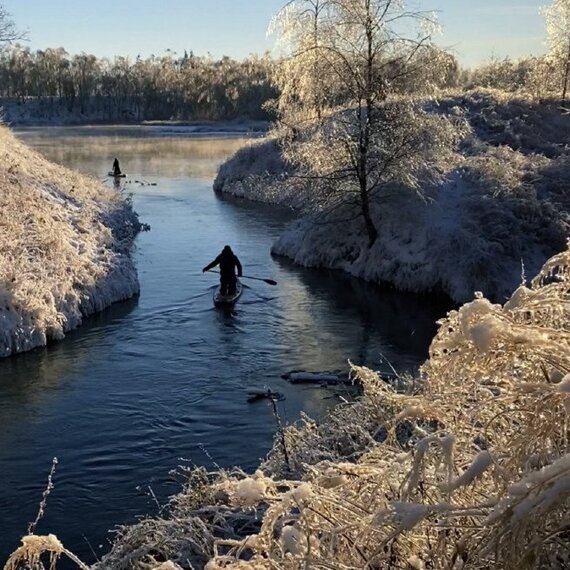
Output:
[[0, 126, 141, 357]]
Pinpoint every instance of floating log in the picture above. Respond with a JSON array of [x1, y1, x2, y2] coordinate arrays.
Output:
[[247, 389, 285, 403], [281, 371, 350, 385], [281, 370, 400, 385]]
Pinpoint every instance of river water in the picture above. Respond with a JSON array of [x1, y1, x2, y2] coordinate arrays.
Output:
[[0, 126, 450, 563]]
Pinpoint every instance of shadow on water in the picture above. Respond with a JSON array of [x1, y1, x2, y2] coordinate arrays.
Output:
[[0, 297, 139, 401], [273, 256, 454, 370]]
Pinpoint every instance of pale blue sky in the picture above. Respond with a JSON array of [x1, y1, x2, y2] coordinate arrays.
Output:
[[2, 0, 547, 67]]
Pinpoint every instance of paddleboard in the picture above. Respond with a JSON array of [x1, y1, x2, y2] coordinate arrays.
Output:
[[213, 280, 242, 306]]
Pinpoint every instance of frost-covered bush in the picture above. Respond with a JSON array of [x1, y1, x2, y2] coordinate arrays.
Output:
[[199, 246, 570, 570], [213, 136, 310, 209], [466, 57, 539, 93], [0, 126, 141, 356], [437, 89, 570, 158], [9, 244, 569, 570]]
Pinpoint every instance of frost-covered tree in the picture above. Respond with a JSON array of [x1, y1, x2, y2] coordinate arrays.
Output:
[[271, 0, 460, 246], [0, 5, 24, 45], [269, 0, 339, 127], [468, 56, 539, 93], [543, 0, 570, 104]]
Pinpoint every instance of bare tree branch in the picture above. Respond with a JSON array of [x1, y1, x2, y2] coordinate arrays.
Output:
[[0, 5, 26, 44]]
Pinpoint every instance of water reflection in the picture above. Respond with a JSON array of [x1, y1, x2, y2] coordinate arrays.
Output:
[[279, 260, 449, 362]]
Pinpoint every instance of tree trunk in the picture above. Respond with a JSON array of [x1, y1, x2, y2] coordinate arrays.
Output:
[[359, 177, 378, 247], [359, 0, 378, 248], [562, 42, 570, 107]]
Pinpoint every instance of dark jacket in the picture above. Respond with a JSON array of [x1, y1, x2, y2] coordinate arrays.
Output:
[[203, 247, 242, 280]]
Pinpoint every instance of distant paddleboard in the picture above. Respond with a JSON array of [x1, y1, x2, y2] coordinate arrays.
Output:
[[108, 172, 127, 178]]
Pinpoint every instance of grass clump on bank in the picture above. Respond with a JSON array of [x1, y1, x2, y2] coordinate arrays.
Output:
[[0, 126, 141, 357]]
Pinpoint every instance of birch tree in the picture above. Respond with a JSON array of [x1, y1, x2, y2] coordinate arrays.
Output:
[[271, 0, 460, 246], [0, 5, 24, 45], [543, 0, 570, 105]]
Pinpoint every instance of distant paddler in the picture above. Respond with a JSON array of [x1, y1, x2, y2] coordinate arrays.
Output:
[[112, 157, 122, 176]]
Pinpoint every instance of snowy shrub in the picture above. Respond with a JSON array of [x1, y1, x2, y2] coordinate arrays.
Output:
[[435, 89, 570, 158], [0, 126, 141, 356], [466, 57, 539, 94]]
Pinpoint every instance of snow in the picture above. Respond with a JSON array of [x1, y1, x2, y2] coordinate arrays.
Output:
[[373, 502, 430, 530], [214, 90, 570, 302], [488, 454, 570, 523], [225, 471, 272, 508], [233, 478, 267, 506], [503, 285, 532, 311], [0, 126, 141, 357], [280, 526, 307, 555], [467, 315, 505, 353], [291, 482, 312, 504], [407, 555, 426, 570]]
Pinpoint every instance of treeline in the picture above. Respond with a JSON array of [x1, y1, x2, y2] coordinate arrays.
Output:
[[0, 47, 566, 125], [0, 46, 277, 121]]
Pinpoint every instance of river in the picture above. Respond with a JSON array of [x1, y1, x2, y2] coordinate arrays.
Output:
[[0, 126, 450, 563]]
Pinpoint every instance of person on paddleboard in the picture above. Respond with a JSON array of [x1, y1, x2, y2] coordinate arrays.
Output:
[[112, 158, 122, 176], [203, 245, 243, 295]]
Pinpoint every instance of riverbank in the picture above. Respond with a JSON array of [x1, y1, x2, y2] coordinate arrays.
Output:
[[214, 89, 570, 303], [7, 242, 567, 569], [0, 126, 141, 357]]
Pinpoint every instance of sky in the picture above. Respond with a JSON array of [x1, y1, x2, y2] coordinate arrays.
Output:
[[1, 0, 548, 68]]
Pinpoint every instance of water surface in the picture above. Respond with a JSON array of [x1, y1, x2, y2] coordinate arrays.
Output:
[[0, 126, 449, 562]]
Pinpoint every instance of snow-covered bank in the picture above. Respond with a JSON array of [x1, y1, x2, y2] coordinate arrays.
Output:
[[0, 126, 141, 357], [214, 138, 308, 207], [214, 90, 570, 302]]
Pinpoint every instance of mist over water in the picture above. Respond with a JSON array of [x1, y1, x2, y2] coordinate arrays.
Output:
[[0, 127, 450, 563]]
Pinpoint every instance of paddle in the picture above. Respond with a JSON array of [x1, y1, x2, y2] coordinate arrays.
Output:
[[205, 269, 277, 286]]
